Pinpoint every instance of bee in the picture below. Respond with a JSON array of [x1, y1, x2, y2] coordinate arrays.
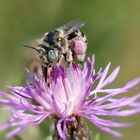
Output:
[[24, 20, 87, 81]]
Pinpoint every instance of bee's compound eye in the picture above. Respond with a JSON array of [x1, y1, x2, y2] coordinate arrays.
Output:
[[47, 49, 57, 63]]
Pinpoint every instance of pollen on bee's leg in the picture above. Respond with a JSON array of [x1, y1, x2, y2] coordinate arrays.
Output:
[[70, 38, 87, 55]]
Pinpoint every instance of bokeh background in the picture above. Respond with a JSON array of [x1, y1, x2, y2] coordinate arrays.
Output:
[[0, 0, 140, 140]]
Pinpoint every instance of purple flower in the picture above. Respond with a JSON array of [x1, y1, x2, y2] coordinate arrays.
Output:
[[0, 55, 140, 139]]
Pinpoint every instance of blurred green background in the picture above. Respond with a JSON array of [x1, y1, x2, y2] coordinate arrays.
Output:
[[0, 0, 140, 140]]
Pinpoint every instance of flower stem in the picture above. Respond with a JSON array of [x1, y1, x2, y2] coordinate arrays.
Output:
[[53, 117, 90, 140]]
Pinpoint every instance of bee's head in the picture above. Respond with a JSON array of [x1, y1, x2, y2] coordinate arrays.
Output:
[[37, 46, 59, 65], [36, 31, 67, 65], [23, 45, 59, 66]]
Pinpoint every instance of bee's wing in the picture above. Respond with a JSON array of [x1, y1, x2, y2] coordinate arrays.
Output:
[[55, 20, 86, 37]]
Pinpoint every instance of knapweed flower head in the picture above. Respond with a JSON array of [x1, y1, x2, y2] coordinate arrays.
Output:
[[0, 55, 140, 139]]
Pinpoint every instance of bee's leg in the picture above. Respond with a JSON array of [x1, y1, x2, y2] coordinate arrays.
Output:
[[58, 54, 65, 66], [76, 53, 86, 62], [66, 49, 73, 66], [42, 66, 48, 82]]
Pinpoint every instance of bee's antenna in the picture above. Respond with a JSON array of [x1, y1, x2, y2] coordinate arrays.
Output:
[[22, 44, 39, 52]]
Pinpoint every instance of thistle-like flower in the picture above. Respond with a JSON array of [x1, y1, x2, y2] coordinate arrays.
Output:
[[0, 55, 140, 139]]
